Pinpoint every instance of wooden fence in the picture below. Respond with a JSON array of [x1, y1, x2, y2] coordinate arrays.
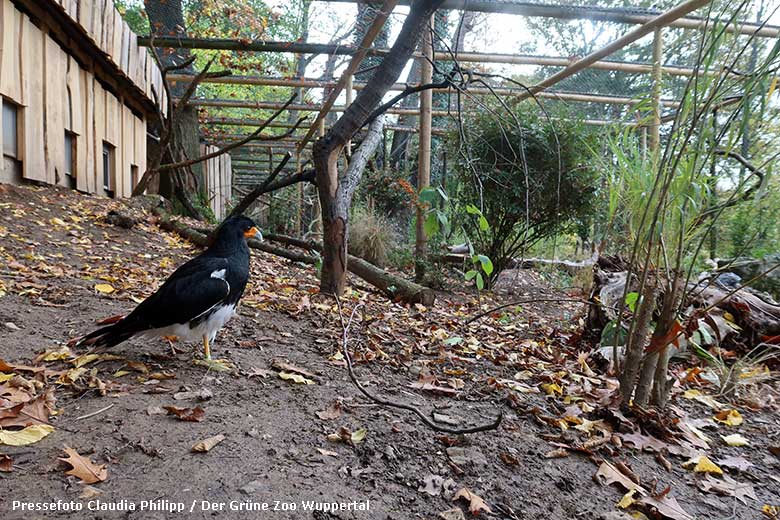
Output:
[[201, 145, 232, 220]]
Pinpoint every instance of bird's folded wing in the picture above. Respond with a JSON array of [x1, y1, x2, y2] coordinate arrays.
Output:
[[125, 257, 231, 330]]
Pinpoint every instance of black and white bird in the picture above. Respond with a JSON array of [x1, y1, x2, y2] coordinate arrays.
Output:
[[74, 216, 258, 365]]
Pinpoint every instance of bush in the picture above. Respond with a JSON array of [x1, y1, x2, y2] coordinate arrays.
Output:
[[450, 104, 599, 285], [348, 206, 397, 267]]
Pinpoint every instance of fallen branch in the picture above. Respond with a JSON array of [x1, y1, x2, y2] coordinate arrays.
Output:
[[334, 295, 502, 434], [154, 208, 435, 305]]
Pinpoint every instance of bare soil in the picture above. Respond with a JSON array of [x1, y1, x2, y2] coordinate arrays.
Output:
[[0, 184, 778, 520]]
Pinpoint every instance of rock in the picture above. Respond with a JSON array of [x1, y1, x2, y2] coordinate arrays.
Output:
[[438, 508, 466, 520], [103, 210, 137, 229], [718, 255, 780, 299], [240, 480, 264, 495], [446, 446, 488, 466]]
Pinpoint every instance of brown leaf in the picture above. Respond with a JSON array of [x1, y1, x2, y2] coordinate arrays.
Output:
[[452, 487, 492, 516], [698, 474, 757, 504], [163, 405, 205, 422], [410, 373, 459, 396], [271, 359, 316, 379], [0, 391, 54, 428], [593, 461, 645, 493], [59, 446, 108, 484], [716, 455, 753, 471], [316, 400, 342, 420], [637, 493, 694, 520], [0, 453, 12, 472], [191, 434, 225, 453]]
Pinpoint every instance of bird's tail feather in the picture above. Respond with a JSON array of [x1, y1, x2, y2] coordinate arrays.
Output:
[[71, 321, 137, 349]]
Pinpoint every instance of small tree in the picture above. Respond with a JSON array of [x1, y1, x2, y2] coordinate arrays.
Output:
[[451, 104, 598, 285]]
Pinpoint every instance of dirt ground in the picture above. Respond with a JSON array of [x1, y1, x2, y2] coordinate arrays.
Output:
[[0, 184, 778, 520]]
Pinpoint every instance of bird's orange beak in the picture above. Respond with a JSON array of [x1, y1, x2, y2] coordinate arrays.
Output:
[[244, 226, 259, 238]]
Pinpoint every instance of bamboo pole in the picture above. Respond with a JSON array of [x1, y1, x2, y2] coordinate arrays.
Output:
[[522, 0, 711, 101], [317, 0, 780, 38], [650, 28, 664, 154], [179, 84, 681, 107], [204, 118, 448, 135], [415, 18, 434, 282], [298, 0, 399, 150], [187, 96, 673, 112], [346, 73, 354, 154]]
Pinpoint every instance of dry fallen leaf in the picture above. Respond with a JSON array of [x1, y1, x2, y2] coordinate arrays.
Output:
[[452, 487, 492, 516], [59, 446, 108, 484], [683, 455, 723, 475], [94, 283, 115, 294], [163, 405, 205, 422], [316, 400, 343, 420], [192, 434, 225, 453], [713, 409, 743, 426], [698, 474, 757, 504], [594, 461, 644, 492], [0, 424, 54, 446], [0, 453, 12, 472], [326, 426, 366, 445], [638, 493, 694, 520], [721, 433, 749, 447], [278, 371, 315, 385], [716, 455, 753, 471]]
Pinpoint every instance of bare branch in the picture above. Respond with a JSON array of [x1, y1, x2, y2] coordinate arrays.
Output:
[[334, 295, 502, 435]]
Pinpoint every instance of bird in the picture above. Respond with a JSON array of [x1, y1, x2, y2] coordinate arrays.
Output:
[[73, 216, 259, 368]]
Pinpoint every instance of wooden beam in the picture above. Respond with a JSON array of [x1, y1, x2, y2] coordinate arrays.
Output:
[[203, 117, 448, 135], [650, 28, 663, 154], [523, 0, 712, 101], [299, 0, 399, 150], [318, 0, 780, 38], [186, 89, 679, 109]]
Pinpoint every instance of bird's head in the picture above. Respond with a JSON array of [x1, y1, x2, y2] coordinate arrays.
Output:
[[215, 216, 261, 249]]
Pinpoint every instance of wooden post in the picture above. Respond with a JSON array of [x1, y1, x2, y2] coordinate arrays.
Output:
[[296, 151, 303, 235], [649, 27, 663, 155], [415, 18, 434, 282]]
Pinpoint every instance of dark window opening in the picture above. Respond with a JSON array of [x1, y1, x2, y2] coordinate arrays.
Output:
[[64, 131, 76, 189], [102, 142, 115, 197], [2, 98, 22, 182], [130, 164, 139, 191]]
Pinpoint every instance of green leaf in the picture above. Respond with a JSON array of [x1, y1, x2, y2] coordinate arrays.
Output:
[[436, 186, 449, 202], [423, 213, 440, 236], [464, 269, 478, 281], [476, 255, 494, 275], [475, 273, 485, 290], [625, 292, 639, 312], [478, 215, 490, 231], [465, 204, 481, 215]]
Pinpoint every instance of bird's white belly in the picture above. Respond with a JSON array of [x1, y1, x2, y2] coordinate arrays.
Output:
[[144, 304, 237, 342]]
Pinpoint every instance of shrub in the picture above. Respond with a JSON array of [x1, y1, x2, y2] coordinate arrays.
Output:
[[450, 104, 599, 285], [348, 206, 397, 267]]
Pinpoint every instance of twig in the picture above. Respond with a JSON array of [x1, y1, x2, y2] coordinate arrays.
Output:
[[333, 295, 502, 435], [75, 404, 114, 421]]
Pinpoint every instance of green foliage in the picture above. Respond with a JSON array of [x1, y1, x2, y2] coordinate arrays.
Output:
[[450, 103, 599, 284]]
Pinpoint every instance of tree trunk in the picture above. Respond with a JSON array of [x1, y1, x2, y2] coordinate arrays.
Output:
[[144, 0, 203, 193], [315, 0, 445, 296]]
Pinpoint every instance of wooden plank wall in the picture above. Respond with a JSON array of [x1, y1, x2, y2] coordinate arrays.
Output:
[[48, 0, 166, 108], [201, 145, 233, 220], [0, 0, 147, 196]]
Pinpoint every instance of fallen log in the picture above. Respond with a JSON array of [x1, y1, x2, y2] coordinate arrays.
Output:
[[263, 232, 436, 306], [153, 208, 435, 305]]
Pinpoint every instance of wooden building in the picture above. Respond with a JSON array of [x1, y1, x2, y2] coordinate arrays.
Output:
[[0, 0, 166, 197], [201, 145, 232, 220]]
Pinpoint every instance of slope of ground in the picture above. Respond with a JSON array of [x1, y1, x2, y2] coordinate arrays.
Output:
[[0, 184, 778, 520]]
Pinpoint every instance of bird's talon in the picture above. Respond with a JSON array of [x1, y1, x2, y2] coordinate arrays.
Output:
[[193, 358, 234, 372]]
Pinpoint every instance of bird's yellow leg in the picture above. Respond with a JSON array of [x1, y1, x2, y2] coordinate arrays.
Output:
[[193, 335, 233, 372]]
